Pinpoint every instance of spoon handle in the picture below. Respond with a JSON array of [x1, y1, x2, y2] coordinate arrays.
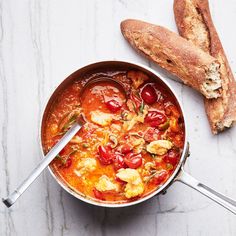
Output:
[[2, 122, 82, 208]]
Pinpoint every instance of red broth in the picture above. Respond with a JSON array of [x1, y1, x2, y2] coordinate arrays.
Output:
[[42, 70, 185, 203]]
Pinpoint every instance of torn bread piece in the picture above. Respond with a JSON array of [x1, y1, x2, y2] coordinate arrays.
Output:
[[174, 0, 236, 134], [120, 19, 222, 99]]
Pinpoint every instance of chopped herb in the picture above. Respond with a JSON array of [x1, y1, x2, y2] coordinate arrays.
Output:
[[150, 169, 157, 174], [61, 114, 77, 131], [132, 101, 138, 114], [151, 153, 157, 159], [159, 119, 170, 131], [56, 154, 62, 160], [144, 171, 157, 183], [121, 111, 129, 121], [57, 150, 77, 165], [139, 101, 144, 113], [82, 143, 89, 148], [129, 132, 143, 138], [166, 163, 173, 170], [54, 131, 66, 137], [134, 91, 141, 98], [58, 110, 80, 133]]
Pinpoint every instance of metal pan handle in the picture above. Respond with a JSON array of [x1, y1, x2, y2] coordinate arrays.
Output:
[[175, 169, 236, 215]]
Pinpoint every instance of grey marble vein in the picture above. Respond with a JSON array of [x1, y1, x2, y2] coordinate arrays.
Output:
[[29, 1, 54, 235], [59, 188, 68, 235], [0, 2, 16, 235]]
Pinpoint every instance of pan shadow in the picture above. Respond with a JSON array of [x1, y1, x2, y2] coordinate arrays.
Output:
[[61, 188, 164, 235]]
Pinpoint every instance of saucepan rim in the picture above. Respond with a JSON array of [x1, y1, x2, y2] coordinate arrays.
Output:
[[39, 60, 189, 208]]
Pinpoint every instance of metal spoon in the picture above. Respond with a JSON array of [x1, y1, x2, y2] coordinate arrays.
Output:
[[2, 77, 126, 207]]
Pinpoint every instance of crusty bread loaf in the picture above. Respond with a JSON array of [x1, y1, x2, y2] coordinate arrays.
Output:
[[174, 0, 236, 134], [120, 19, 222, 99]]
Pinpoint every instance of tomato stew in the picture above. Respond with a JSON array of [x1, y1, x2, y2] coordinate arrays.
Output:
[[42, 69, 185, 203]]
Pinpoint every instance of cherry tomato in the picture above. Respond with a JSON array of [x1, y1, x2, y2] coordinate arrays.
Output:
[[106, 99, 122, 112], [120, 144, 132, 154], [113, 153, 126, 171], [141, 84, 157, 104], [152, 170, 168, 185], [93, 189, 105, 200], [163, 150, 180, 166], [144, 127, 161, 142], [98, 146, 113, 165], [124, 153, 142, 169], [145, 111, 167, 127], [59, 148, 67, 156]]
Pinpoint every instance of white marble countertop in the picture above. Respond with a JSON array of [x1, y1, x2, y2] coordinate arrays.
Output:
[[0, 0, 236, 235]]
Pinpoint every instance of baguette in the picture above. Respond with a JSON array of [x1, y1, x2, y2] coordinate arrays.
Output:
[[120, 19, 222, 99], [174, 0, 236, 134]]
